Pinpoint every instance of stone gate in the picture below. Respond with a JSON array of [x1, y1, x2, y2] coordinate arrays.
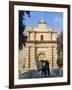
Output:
[[19, 20, 58, 73]]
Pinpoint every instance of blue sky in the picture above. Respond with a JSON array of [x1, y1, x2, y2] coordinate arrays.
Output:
[[23, 11, 63, 34]]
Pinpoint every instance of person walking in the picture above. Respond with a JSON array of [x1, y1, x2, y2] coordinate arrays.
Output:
[[45, 60, 50, 77], [42, 60, 46, 77]]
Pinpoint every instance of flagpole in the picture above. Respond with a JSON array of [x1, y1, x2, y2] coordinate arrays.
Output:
[[41, 11, 43, 20]]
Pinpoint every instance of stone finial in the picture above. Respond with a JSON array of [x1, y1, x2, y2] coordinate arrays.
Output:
[[39, 20, 46, 24], [28, 26, 33, 31], [49, 27, 56, 32], [51, 27, 55, 31]]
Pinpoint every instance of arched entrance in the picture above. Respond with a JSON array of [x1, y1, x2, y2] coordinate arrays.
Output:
[[36, 53, 46, 70], [36, 53, 50, 77], [37, 53, 46, 60]]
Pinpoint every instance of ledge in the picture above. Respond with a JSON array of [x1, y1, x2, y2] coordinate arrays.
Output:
[[27, 40, 57, 43]]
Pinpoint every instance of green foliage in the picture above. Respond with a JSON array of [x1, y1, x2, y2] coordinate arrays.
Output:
[[57, 58, 63, 68], [19, 11, 30, 49], [57, 32, 63, 50], [57, 31, 63, 68]]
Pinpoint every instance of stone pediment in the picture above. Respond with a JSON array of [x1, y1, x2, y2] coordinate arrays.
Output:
[[34, 20, 48, 31], [27, 20, 56, 33]]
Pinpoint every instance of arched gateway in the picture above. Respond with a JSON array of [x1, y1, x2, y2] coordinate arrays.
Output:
[[19, 20, 58, 73], [37, 53, 46, 61], [36, 53, 46, 70]]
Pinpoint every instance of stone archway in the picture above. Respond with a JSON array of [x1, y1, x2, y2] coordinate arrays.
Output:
[[36, 53, 46, 70], [37, 53, 46, 61]]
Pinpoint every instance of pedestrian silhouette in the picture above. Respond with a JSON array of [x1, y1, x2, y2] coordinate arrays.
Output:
[[37, 60, 50, 77], [42, 60, 46, 77], [45, 60, 50, 76]]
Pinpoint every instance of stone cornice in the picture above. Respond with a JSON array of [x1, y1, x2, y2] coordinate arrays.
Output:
[[28, 31, 57, 33], [27, 40, 57, 43]]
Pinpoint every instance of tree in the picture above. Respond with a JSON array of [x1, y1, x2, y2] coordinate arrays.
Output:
[[57, 31, 63, 69], [19, 11, 30, 49]]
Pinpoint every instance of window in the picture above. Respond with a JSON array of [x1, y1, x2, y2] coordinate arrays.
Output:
[[41, 35, 44, 41]]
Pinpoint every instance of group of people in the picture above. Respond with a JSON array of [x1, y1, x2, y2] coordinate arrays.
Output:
[[37, 60, 50, 77]]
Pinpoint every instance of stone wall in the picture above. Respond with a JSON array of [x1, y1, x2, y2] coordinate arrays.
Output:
[[18, 20, 58, 73], [19, 42, 58, 73], [28, 32, 57, 41]]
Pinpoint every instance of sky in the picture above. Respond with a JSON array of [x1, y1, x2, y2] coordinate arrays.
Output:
[[23, 11, 63, 35]]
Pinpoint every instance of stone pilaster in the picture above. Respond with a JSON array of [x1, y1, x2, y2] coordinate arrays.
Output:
[[24, 47, 30, 71], [53, 47, 58, 69], [30, 44, 37, 70]]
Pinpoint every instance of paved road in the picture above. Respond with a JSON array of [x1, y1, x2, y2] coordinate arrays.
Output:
[[19, 69, 63, 79]]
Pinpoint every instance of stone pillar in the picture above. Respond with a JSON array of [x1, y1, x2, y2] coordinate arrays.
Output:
[[46, 47, 52, 69], [30, 45, 37, 70], [53, 47, 58, 69], [24, 47, 30, 71], [50, 46, 58, 69], [47, 46, 58, 70]]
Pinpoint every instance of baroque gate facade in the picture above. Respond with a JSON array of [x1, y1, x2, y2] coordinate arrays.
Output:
[[19, 20, 58, 73]]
